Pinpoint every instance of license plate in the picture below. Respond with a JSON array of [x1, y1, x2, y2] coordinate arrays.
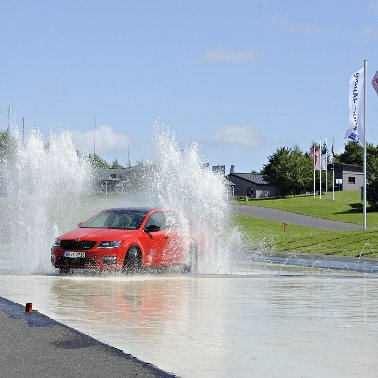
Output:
[[64, 251, 85, 258]]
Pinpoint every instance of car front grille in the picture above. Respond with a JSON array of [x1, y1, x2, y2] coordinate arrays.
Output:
[[55, 256, 98, 266], [60, 240, 97, 250]]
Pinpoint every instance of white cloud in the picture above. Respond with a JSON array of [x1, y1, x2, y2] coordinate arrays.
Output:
[[212, 125, 262, 149], [202, 48, 257, 63], [72, 125, 132, 156]]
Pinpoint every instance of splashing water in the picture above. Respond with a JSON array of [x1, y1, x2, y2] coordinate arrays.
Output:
[[140, 128, 241, 274], [1, 130, 93, 274], [0, 126, 240, 275]]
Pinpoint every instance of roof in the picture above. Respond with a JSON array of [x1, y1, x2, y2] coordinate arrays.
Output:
[[227, 173, 269, 185], [330, 163, 363, 173]]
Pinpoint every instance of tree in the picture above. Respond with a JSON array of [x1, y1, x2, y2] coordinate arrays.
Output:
[[262, 145, 312, 196], [290, 146, 313, 194], [263, 147, 291, 196], [110, 159, 124, 169], [335, 141, 378, 167], [367, 155, 378, 208], [87, 153, 109, 168], [0, 130, 16, 163], [334, 141, 378, 208], [366, 146, 378, 208]]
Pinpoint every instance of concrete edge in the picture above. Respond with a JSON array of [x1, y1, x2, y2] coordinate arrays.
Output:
[[0, 296, 176, 378]]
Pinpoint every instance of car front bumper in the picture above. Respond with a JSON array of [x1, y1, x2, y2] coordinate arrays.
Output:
[[51, 247, 122, 270]]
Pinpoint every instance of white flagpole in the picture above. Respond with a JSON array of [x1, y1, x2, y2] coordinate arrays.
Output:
[[332, 163, 335, 201], [325, 137, 328, 197], [319, 138, 322, 199], [331, 137, 335, 201], [313, 140, 316, 198], [363, 60, 367, 230]]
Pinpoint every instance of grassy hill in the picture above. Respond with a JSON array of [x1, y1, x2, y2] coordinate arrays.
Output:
[[234, 190, 378, 258]]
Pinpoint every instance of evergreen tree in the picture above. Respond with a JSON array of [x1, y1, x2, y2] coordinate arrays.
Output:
[[0, 130, 16, 163], [87, 153, 109, 168], [110, 159, 124, 169]]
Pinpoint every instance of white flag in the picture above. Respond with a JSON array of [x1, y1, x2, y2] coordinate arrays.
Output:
[[372, 70, 378, 96], [345, 68, 364, 147]]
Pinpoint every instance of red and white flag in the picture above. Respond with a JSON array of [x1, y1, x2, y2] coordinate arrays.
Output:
[[311, 145, 321, 171], [372, 70, 378, 96]]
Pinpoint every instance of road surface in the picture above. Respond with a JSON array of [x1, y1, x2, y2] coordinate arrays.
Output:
[[232, 204, 361, 231]]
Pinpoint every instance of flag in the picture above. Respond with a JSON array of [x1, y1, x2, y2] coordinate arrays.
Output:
[[310, 144, 320, 170], [345, 68, 364, 147], [318, 143, 322, 171], [321, 141, 328, 170], [331, 137, 335, 161], [373, 70, 378, 96]]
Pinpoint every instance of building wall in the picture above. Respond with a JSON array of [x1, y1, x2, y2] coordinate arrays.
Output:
[[341, 171, 363, 191], [255, 187, 279, 198], [333, 165, 363, 191], [226, 175, 278, 198]]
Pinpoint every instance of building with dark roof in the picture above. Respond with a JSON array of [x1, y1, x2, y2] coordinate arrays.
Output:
[[226, 172, 279, 198], [329, 163, 363, 191]]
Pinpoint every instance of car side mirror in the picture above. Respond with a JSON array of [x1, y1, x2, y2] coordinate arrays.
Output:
[[144, 224, 161, 233], [77, 222, 83, 227]]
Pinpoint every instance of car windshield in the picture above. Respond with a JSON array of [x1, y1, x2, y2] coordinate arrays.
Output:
[[81, 209, 149, 230]]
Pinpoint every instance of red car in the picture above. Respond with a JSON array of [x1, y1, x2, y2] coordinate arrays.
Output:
[[51, 207, 195, 273]]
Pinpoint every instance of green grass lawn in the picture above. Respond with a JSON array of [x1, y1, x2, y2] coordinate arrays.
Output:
[[235, 214, 378, 258], [233, 190, 378, 258], [235, 190, 378, 227]]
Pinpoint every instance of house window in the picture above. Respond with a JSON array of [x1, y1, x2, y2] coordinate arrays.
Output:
[[348, 176, 355, 184]]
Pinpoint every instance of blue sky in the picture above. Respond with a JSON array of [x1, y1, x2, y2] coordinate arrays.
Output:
[[1, 0, 378, 173]]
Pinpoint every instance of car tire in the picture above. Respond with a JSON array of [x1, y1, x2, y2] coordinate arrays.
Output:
[[123, 246, 142, 274], [58, 268, 71, 274]]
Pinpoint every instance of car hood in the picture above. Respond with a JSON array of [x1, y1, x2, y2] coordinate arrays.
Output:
[[58, 228, 138, 240]]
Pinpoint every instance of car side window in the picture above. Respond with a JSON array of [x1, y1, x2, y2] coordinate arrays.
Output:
[[163, 211, 181, 229], [145, 212, 165, 229]]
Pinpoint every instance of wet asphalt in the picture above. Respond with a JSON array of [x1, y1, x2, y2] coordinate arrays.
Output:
[[0, 297, 175, 378], [232, 204, 361, 231], [0, 204, 361, 377]]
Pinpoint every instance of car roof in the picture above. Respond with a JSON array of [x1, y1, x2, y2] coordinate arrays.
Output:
[[101, 207, 162, 213]]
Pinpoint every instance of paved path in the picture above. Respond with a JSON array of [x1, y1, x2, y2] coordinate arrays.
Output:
[[232, 204, 361, 231], [0, 297, 174, 378]]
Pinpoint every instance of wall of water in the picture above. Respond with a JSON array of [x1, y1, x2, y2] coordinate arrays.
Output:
[[0, 127, 240, 275], [137, 128, 241, 274], [1, 131, 93, 274]]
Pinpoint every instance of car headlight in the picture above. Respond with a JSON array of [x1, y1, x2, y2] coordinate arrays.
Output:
[[53, 238, 61, 247], [98, 241, 121, 248]]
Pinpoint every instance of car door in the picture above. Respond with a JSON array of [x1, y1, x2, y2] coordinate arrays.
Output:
[[160, 211, 185, 265], [139, 211, 168, 266]]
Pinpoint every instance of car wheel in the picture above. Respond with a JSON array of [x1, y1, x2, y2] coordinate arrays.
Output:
[[58, 268, 71, 274], [123, 246, 142, 274]]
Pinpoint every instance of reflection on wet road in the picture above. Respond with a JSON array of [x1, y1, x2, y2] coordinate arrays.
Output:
[[1, 260, 378, 377]]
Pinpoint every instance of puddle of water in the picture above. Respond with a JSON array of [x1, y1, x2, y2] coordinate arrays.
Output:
[[0, 266, 377, 378]]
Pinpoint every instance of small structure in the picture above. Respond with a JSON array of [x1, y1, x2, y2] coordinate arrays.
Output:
[[330, 163, 363, 191], [94, 167, 140, 192], [212, 165, 226, 176], [226, 171, 279, 198]]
